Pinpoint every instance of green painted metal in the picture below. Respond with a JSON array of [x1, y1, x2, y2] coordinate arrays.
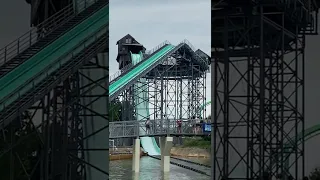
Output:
[[284, 124, 320, 148], [109, 44, 175, 96], [151, 136, 161, 154], [198, 100, 211, 118], [284, 124, 320, 171], [0, 4, 108, 103]]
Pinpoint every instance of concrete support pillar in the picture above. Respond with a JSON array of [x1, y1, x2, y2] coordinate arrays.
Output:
[[132, 138, 141, 172], [159, 136, 173, 172]]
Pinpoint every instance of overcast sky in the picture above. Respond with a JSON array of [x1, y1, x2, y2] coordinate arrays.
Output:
[[1, 0, 320, 175], [110, 0, 211, 116], [0, 0, 30, 47]]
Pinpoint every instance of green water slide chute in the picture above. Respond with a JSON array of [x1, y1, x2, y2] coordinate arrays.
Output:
[[109, 45, 175, 97], [109, 44, 180, 156], [283, 124, 320, 172], [0, 4, 109, 109], [131, 51, 161, 155]]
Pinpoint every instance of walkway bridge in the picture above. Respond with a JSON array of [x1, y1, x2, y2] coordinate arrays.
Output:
[[109, 119, 210, 139]]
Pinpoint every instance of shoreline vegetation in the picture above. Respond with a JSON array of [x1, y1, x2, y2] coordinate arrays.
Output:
[[171, 137, 211, 158], [181, 137, 211, 149]]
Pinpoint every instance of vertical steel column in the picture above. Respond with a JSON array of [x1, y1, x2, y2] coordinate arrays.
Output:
[[9, 123, 14, 180], [301, 35, 306, 179], [222, 13, 229, 179], [51, 88, 58, 179], [211, 53, 215, 179], [280, 13, 285, 177], [161, 77, 164, 133], [62, 80, 70, 180], [259, 5, 265, 178], [294, 23, 299, 180]]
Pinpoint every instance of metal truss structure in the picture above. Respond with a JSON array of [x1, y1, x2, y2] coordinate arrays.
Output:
[[0, 54, 109, 179], [212, 0, 319, 179], [110, 41, 209, 132], [0, 1, 109, 178]]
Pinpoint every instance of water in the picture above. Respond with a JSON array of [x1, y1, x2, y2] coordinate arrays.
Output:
[[178, 156, 211, 166], [110, 156, 211, 180]]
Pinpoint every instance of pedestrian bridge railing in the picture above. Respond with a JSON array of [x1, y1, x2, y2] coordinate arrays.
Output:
[[109, 119, 211, 139]]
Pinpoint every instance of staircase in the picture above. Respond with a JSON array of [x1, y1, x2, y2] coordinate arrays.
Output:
[[0, 0, 107, 79], [0, 31, 107, 128]]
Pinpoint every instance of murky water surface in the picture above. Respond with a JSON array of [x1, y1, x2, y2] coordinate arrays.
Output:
[[110, 156, 211, 180]]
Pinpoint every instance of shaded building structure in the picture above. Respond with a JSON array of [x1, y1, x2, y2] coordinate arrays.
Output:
[[212, 0, 320, 179], [116, 34, 146, 69]]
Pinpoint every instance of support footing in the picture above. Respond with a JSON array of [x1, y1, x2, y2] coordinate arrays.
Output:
[[132, 138, 141, 172], [160, 136, 173, 172]]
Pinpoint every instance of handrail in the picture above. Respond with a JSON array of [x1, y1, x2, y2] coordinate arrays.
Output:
[[0, 25, 108, 111], [181, 39, 209, 67], [0, 0, 100, 67], [109, 118, 210, 139], [109, 63, 133, 83], [109, 41, 171, 82], [145, 40, 171, 55]]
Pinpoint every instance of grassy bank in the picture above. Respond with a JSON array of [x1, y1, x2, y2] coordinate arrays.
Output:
[[182, 137, 211, 149]]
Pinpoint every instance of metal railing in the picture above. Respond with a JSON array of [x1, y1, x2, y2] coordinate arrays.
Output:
[[109, 40, 171, 83], [0, 25, 108, 119], [181, 39, 209, 67], [109, 63, 133, 82], [109, 118, 210, 138], [144, 41, 171, 55], [0, 0, 100, 67]]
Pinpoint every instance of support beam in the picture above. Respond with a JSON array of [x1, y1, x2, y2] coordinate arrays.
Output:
[[132, 138, 141, 172], [80, 53, 109, 180], [160, 136, 173, 172]]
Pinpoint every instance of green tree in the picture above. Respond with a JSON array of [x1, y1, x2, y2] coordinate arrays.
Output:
[[109, 100, 122, 121], [0, 111, 41, 179], [309, 167, 320, 180]]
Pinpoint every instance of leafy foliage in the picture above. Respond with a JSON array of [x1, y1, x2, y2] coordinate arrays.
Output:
[[109, 100, 122, 121], [309, 167, 320, 180], [0, 111, 41, 179], [182, 137, 211, 149]]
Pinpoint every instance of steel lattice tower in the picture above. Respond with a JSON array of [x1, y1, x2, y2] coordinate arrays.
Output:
[[0, 1, 109, 179], [109, 36, 210, 138], [212, 0, 319, 179]]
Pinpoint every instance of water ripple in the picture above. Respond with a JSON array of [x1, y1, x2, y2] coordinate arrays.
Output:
[[110, 156, 210, 180]]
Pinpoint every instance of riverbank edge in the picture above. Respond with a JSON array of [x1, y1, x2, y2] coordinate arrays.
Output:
[[109, 147, 210, 161], [171, 147, 210, 158], [109, 147, 147, 161]]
